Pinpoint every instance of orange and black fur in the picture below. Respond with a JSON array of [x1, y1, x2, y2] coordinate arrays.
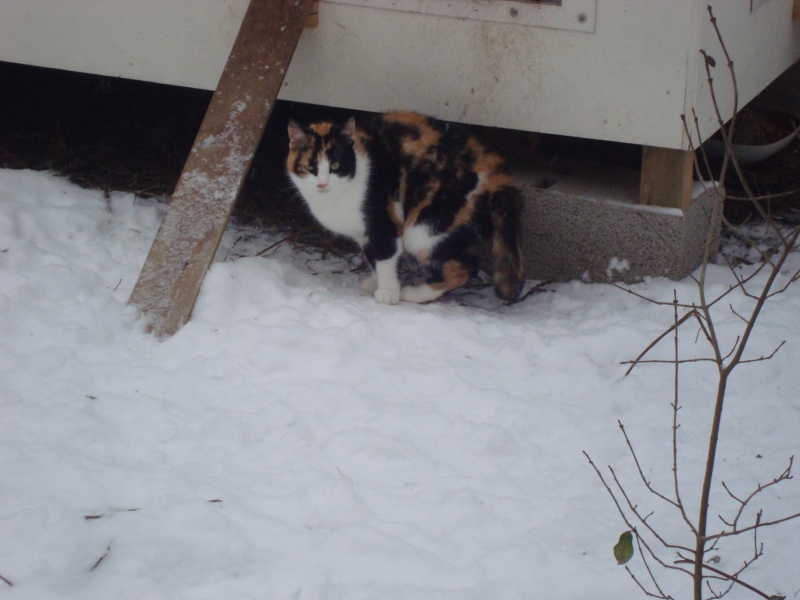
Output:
[[287, 111, 524, 304]]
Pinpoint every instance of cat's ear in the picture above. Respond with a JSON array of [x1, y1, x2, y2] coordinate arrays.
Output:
[[288, 119, 309, 149], [340, 117, 356, 143]]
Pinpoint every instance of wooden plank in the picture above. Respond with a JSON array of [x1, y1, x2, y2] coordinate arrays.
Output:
[[639, 146, 694, 209], [794, 0, 800, 20], [128, 0, 314, 338]]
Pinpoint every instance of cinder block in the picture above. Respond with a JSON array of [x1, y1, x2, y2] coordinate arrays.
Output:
[[515, 160, 722, 283]]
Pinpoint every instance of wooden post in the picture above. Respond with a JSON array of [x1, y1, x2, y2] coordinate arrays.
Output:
[[129, 0, 314, 338], [639, 146, 694, 210], [306, 1, 320, 28]]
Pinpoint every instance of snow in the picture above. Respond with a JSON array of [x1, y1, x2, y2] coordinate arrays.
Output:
[[1, 168, 798, 600], [605, 257, 630, 279]]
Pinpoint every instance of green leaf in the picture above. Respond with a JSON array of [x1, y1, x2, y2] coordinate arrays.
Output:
[[613, 531, 634, 565]]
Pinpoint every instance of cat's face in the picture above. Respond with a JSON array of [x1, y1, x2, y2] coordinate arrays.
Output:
[[287, 118, 358, 196]]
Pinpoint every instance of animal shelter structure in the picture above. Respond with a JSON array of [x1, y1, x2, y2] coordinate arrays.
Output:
[[2, 0, 800, 336]]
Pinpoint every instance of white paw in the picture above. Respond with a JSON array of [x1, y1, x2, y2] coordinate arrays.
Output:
[[374, 287, 400, 305], [361, 274, 378, 294]]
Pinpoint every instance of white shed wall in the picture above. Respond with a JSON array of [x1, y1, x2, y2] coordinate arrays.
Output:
[[1, 0, 798, 150], [283, 1, 700, 148], [0, 1, 246, 89], [690, 0, 800, 145]]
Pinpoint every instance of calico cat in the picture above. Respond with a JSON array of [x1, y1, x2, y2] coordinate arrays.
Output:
[[286, 111, 524, 304]]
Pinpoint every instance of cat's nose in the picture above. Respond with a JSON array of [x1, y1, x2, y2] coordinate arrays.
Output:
[[316, 182, 328, 191]]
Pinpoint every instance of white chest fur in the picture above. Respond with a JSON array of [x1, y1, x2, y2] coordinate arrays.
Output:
[[290, 154, 371, 246]]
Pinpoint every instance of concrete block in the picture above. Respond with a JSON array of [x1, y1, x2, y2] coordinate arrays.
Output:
[[515, 160, 722, 283]]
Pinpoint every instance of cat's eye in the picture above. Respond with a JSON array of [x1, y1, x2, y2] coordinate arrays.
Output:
[[330, 162, 340, 171], [306, 165, 318, 175]]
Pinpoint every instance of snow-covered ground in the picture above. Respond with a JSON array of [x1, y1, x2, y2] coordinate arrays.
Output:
[[1, 168, 798, 599]]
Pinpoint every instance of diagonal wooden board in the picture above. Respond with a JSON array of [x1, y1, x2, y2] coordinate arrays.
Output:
[[129, 0, 314, 338]]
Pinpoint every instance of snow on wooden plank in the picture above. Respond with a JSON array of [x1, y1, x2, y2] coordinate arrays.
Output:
[[129, 0, 314, 338]]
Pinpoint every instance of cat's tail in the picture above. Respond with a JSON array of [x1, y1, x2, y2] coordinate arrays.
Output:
[[489, 186, 525, 302]]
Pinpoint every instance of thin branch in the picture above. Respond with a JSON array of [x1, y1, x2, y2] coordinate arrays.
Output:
[[702, 15, 736, 181], [719, 456, 794, 532], [682, 111, 719, 196], [719, 214, 778, 267], [89, 540, 113, 572], [255, 225, 318, 257], [720, 337, 741, 364], [506, 278, 554, 305], [675, 559, 772, 599], [622, 310, 697, 376], [602, 278, 696, 310], [625, 568, 670, 599], [766, 261, 800, 298], [626, 560, 674, 600], [706, 511, 800, 542], [608, 464, 694, 553], [750, 512, 764, 566], [670, 293, 696, 534], [623, 357, 721, 368], [693, 14, 738, 577], [768, 272, 800, 298], [583, 452, 694, 569], [584, 451, 635, 527], [691, 305, 714, 346], [725, 190, 798, 203], [635, 533, 675, 600], [712, 512, 765, 597], [721, 480, 744, 505], [702, 8, 789, 249], [728, 303, 749, 325], [703, 259, 773, 310], [722, 227, 800, 375], [706, 577, 736, 600], [618, 420, 681, 510], [736, 341, 785, 365]]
